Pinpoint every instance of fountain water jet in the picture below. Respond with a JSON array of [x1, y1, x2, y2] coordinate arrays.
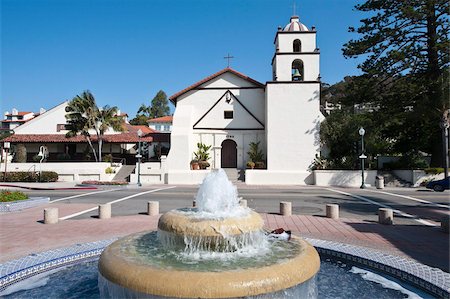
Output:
[[98, 169, 320, 298]]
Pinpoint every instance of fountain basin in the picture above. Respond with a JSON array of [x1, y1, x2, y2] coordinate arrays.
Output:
[[158, 209, 263, 237], [98, 233, 320, 298]]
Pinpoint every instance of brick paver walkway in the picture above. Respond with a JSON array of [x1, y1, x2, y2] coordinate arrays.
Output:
[[1, 203, 448, 272]]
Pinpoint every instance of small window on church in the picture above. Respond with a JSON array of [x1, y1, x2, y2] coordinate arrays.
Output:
[[293, 39, 301, 52], [224, 111, 233, 119]]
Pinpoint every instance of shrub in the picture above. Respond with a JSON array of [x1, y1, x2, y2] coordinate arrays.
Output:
[[0, 190, 29, 202], [424, 167, 445, 175], [40, 171, 58, 182], [103, 154, 113, 162], [0, 171, 58, 182], [105, 167, 115, 174]]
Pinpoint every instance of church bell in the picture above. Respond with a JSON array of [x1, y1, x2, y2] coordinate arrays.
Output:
[[292, 69, 302, 81]]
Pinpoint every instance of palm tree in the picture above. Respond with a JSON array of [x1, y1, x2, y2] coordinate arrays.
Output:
[[65, 90, 124, 162], [97, 105, 125, 161]]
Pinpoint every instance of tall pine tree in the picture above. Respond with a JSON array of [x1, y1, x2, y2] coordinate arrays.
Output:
[[343, 0, 449, 166]]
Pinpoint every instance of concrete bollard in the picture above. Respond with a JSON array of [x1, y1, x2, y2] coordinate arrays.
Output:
[[147, 201, 159, 216], [326, 204, 339, 219], [98, 204, 111, 219], [378, 208, 393, 225], [239, 199, 248, 208], [280, 201, 292, 216], [44, 208, 59, 224], [441, 216, 449, 233]]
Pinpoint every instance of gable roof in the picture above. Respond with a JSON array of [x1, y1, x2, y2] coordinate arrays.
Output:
[[147, 116, 173, 123], [169, 68, 264, 104]]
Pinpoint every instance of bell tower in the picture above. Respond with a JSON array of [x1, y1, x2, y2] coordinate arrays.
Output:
[[262, 15, 323, 184], [272, 16, 320, 82]]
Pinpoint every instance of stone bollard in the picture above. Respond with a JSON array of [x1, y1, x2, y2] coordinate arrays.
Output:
[[98, 204, 111, 219], [147, 201, 159, 216], [44, 208, 59, 224], [280, 201, 292, 216], [326, 204, 339, 219], [239, 199, 248, 208], [378, 208, 393, 225], [441, 216, 449, 233]]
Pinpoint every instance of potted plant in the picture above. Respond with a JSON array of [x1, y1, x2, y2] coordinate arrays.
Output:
[[247, 141, 265, 169], [191, 159, 200, 170], [193, 143, 211, 170], [246, 161, 255, 169]]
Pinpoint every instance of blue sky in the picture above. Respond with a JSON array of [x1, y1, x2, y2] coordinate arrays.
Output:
[[1, 0, 366, 116]]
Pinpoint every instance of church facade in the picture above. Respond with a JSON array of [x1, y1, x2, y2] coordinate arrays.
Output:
[[166, 16, 324, 184]]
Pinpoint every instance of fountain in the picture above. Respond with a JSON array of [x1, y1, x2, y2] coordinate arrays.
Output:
[[98, 169, 320, 298]]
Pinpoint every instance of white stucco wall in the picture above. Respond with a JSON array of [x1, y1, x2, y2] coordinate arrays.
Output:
[[167, 72, 266, 181], [14, 102, 68, 134], [314, 170, 377, 187], [265, 83, 322, 171], [273, 54, 320, 81], [277, 33, 316, 52]]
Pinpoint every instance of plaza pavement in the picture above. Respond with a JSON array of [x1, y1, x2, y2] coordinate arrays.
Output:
[[1, 185, 449, 274]]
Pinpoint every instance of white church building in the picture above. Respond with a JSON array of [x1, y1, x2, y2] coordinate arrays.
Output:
[[166, 15, 324, 185]]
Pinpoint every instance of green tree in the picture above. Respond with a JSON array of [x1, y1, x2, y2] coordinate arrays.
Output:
[[65, 90, 125, 162], [149, 90, 170, 119], [343, 0, 449, 166], [130, 104, 152, 125]]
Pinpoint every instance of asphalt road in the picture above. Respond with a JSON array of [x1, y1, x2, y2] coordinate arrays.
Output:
[[20, 185, 449, 226]]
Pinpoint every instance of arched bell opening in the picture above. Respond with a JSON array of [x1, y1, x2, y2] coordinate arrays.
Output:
[[291, 59, 304, 81]]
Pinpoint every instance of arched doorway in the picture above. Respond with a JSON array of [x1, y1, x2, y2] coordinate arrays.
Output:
[[221, 139, 237, 168]]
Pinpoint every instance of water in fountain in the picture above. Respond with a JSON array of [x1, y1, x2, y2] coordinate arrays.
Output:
[[195, 169, 248, 218], [98, 169, 321, 298]]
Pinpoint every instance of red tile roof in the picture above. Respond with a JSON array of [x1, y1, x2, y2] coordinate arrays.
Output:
[[169, 68, 265, 104], [5, 111, 33, 116], [2, 124, 155, 143], [147, 116, 173, 123]]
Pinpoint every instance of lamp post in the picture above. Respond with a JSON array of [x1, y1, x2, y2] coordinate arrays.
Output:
[[136, 129, 143, 187], [3, 142, 10, 182], [359, 127, 366, 189], [441, 110, 449, 179]]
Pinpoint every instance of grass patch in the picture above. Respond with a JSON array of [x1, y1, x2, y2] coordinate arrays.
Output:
[[0, 190, 29, 202]]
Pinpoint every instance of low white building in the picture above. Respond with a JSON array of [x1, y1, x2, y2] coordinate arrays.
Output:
[[166, 15, 324, 185], [2, 101, 154, 164]]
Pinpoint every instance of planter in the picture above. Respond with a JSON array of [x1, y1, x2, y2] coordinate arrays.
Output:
[[191, 162, 200, 170], [0, 197, 50, 212]]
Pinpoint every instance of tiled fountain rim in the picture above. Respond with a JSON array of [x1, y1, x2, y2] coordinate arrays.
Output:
[[0, 237, 448, 298]]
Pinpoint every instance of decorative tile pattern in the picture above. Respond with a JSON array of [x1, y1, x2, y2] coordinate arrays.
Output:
[[0, 237, 448, 299], [0, 238, 116, 292], [0, 197, 50, 213], [306, 238, 450, 299]]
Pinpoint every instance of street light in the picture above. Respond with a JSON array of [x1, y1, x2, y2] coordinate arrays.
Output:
[[3, 142, 10, 182], [358, 127, 367, 189], [440, 110, 449, 179], [136, 129, 143, 187]]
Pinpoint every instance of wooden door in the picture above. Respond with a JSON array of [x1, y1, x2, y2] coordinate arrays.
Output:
[[221, 139, 237, 168]]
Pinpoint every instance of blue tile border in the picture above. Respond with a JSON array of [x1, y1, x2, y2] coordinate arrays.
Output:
[[306, 238, 450, 299], [0, 197, 50, 212], [0, 237, 448, 298]]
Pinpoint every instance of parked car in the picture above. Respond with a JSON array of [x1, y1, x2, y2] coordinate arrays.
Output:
[[426, 178, 450, 192]]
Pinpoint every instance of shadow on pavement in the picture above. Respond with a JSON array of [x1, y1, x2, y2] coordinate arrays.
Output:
[[345, 221, 449, 272]]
